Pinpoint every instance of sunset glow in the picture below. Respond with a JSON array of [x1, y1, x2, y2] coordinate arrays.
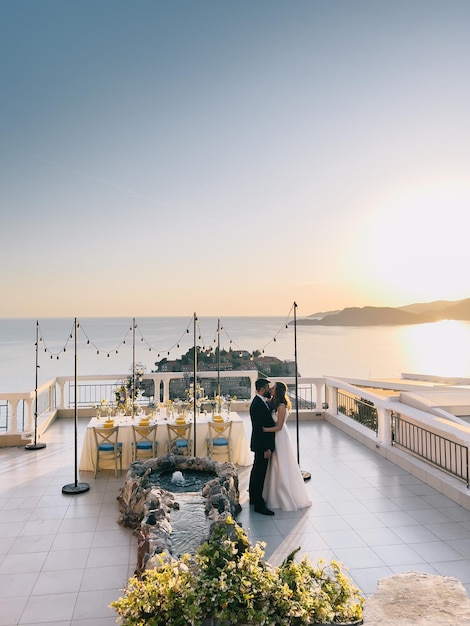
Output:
[[1, 1, 470, 317]]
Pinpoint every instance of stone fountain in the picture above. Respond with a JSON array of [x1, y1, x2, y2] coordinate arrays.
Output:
[[117, 454, 241, 574]]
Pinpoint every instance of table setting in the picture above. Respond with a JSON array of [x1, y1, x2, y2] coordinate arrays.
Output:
[[79, 407, 252, 472]]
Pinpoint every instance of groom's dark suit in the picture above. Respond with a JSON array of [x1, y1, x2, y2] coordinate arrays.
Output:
[[248, 394, 276, 507]]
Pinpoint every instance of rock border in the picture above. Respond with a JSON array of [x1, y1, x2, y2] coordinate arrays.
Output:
[[117, 454, 241, 574]]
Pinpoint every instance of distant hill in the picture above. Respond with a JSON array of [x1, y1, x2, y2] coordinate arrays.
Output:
[[297, 298, 470, 326], [307, 309, 341, 319], [398, 299, 467, 314]]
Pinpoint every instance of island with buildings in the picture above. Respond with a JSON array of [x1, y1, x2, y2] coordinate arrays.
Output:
[[151, 346, 297, 400]]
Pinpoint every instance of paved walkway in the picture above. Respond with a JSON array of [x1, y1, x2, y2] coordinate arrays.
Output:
[[1, 414, 470, 624]]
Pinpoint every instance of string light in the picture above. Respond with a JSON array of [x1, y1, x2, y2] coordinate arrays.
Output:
[[37, 311, 295, 377], [38, 320, 75, 361]]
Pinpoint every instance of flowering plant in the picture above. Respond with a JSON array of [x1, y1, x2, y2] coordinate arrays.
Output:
[[115, 363, 145, 413], [209, 394, 236, 414], [184, 382, 207, 409], [110, 517, 364, 625]]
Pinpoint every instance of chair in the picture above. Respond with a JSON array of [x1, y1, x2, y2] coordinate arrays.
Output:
[[93, 426, 123, 478], [206, 420, 232, 462], [131, 424, 158, 462], [166, 423, 192, 456]]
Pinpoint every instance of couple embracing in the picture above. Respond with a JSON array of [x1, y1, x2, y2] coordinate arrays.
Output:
[[248, 378, 311, 515]]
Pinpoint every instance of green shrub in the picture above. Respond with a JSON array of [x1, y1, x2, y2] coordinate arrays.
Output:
[[111, 517, 364, 625]]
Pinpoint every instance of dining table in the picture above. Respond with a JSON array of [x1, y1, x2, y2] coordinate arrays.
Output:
[[79, 410, 253, 472]]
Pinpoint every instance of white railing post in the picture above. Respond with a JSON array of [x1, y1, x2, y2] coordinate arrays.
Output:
[[377, 406, 392, 445], [57, 379, 66, 408], [147, 375, 163, 404], [162, 378, 170, 403], [9, 399, 19, 432], [315, 382, 324, 408], [24, 398, 34, 431], [329, 385, 338, 414], [249, 372, 258, 397]]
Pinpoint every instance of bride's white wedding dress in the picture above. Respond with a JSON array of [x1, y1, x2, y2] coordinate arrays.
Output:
[[263, 409, 311, 511]]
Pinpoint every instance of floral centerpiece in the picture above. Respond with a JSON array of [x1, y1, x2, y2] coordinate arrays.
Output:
[[95, 398, 109, 418], [209, 394, 236, 415], [173, 382, 208, 417], [185, 382, 207, 410], [115, 363, 146, 415], [148, 396, 159, 417]]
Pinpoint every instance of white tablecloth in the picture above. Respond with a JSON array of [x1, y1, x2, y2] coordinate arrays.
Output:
[[79, 411, 252, 472]]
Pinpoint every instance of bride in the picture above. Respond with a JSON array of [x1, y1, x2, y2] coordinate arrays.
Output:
[[262, 381, 311, 511]]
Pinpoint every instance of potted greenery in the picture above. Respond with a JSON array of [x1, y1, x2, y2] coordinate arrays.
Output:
[[110, 516, 364, 625], [277, 549, 364, 624]]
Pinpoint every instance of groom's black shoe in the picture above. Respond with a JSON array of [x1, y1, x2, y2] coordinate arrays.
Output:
[[254, 504, 275, 516]]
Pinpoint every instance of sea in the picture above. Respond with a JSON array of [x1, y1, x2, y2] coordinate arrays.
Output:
[[1, 316, 470, 393]]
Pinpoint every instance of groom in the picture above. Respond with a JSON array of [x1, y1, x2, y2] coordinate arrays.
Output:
[[248, 378, 276, 515]]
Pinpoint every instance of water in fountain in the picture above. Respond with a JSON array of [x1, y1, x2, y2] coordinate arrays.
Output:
[[146, 468, 218, 555], [171, 471, 185, 486], [150, 469, 216, 493], [170, 492, 213, 556]]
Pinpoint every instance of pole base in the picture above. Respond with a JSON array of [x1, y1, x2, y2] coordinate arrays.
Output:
[[62, 482, 90, 495], [25, 442, 47, 450], [301, 469, 311, 482]]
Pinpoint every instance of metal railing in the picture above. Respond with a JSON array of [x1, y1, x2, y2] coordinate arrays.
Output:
[[289, 385, 317, 409], [392, 414, 470, 488], [63, 380, 321, 409], [0, 401, 9, 432], [337, 390, 378, 432], [0, 400, 26, 433], [67, 382, 118, 407], [36, 389, 52, 416]]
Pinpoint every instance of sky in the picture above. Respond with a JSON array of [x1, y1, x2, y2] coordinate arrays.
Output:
[[1, 0, 470, 318]]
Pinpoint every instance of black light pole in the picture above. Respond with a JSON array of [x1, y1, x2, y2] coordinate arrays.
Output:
[[294, 302, 300, 464], [193, 312, 197, 455], [62, 318, 90, 494], [293, 302, 311, 481], [217, 318, 221, 409], [132, 318, 136, 418], [25, 320, 46, 450]]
